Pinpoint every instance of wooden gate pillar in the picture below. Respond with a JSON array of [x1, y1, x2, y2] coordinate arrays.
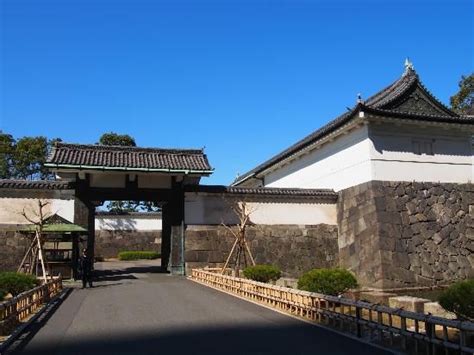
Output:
[[74, 196, 96, 262], [74, 175, 96, 264], [161, 203, 171, 271], [169, 179, 185, 275]]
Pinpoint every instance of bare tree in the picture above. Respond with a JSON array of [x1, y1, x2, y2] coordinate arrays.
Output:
[[18, 200, 53, 282], [221, 200, 256, 276]]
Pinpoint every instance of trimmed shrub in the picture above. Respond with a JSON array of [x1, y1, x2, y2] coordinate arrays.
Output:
[[438, 279, 474, 321], [0, 272, 39, 296], [297, 268, 358, 296], [118, 251, 160, 261], [243, 265, 281, 283], [0, 289, 6, 301]]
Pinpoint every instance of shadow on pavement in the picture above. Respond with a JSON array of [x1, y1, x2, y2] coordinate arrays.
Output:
[[4, 288, 73, 355], [17, 323, 391, 355], [93, 265, 166, 283]]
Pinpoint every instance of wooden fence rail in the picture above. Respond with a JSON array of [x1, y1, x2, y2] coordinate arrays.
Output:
[[191, 269, 474, 355], [0, 277, 63, 336]]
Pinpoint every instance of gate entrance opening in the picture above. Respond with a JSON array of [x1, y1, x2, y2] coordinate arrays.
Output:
[[45, 143, 213, 275]]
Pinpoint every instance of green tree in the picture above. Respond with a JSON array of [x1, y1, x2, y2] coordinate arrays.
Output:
[[439, 279, 474, 321], [0, 132, 15, 179], [98, 132, 136, 146], [13, 136, 50, 180], [0, 133, 59, 180], [450, 74, 474, 115]]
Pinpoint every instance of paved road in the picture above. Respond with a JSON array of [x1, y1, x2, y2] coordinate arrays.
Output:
[[16, 261, 391, 355]]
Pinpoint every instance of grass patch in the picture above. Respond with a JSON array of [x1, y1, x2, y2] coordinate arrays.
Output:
[[118, 251, 160, 261]]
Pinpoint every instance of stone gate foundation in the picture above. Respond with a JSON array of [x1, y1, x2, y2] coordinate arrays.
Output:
[[338, 181, 474, 288]]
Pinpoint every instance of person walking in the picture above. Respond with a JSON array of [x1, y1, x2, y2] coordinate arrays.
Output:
[[79, 248, 93, 288]]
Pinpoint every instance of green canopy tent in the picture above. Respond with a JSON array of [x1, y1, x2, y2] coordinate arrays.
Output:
[[17, 214, 88, 280]]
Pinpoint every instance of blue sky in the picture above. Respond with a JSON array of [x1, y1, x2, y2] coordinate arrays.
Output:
[[1, 0, 472, 185]]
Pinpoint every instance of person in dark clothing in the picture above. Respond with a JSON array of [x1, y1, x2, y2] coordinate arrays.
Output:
[[79, 248, 93, 288]]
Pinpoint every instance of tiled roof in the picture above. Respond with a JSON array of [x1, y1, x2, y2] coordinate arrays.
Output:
[[233, 68, 473, 186], [46, 143, 213, 173], [186, 185, 337, 200], [0, 179, 73, 190]]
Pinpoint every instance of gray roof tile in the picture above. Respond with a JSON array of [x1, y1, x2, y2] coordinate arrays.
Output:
[[46, 143, 213, 173]]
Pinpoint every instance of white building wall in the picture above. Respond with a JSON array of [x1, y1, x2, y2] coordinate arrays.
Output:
[[264, 125, 373, 191], [0, 198, 75, 224], [258, 122, 473, 192], [95, 215, 162, 231], [369, 124, 473, 184], [185, 193, 336, 225]]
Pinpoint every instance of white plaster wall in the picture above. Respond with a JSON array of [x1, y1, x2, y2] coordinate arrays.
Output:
[[138, 174, 172, 189], [265, 125, 373, 191], [369, 124, 473, 183], [246, 202, 336, 225], [185, 193, 336, 225], [90, 173, 125, 188], [259, 122, 473, 191], [0, 198, 74, 224], [51, 199, 75, 222], [95, 216, 162, 231]]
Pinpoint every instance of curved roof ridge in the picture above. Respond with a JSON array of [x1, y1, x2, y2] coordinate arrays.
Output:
[[413, 75, 459, 117], [365, 68, 418, 108], [53, 142, 205, 155], [365, 68, 458, 117]]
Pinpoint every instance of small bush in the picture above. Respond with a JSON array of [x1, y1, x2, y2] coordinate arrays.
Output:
[[297, 268, 358, 296], [0, 289, 6, 301], [118, 251, 160, 261], [0, 272, 39, 296], [243, 265, 281, 283], [438, 279, 474, 321]]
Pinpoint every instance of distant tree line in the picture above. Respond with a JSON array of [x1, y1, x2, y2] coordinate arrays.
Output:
[[0, 133, 60, 180]]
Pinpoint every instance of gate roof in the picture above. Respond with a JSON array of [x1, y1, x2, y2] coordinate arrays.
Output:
[[45, 143, 213, 175]]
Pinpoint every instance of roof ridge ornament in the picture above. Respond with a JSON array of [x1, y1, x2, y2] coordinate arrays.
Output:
[[403, 57, 415, 75]]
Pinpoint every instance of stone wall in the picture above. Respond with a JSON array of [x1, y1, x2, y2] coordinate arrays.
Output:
[[185, 224, 338, 277], [338, 181, 474, 288], [337, 182, 383, 287], [0, 228, 162, 270], [0, 229, 29, 272], [95, 230, 162, 259]]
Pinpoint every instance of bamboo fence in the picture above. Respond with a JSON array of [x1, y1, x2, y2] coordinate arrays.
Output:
[[0, 277, 63, 336], [192, 268, 474, 355]]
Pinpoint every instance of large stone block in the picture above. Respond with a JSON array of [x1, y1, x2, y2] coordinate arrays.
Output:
[[388, 296, 430, 313], [423, 302, 456, 319]]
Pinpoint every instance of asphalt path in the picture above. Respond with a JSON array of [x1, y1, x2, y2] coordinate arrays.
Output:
[[16, 261, 391, 355]]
